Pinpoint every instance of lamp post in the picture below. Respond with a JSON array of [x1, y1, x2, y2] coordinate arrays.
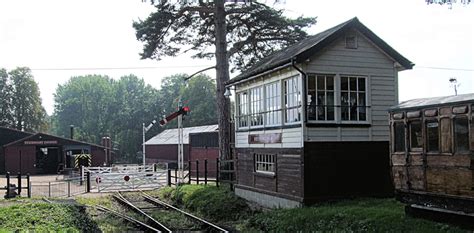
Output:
[[143, 120, 156, 166]]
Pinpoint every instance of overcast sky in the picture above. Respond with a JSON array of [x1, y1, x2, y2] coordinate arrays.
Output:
[[0, 0, 472, 115]]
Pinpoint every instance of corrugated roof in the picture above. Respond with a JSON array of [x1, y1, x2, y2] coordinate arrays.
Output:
[[227, 17, 414, 85], [145, 124, 218, 145], [389, 93, 474, 112]]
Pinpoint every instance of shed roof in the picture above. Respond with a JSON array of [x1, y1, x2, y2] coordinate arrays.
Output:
[[227, 17, 414, 85], [145, 124, 218, 145], [0, 126, 34, 147], [3, 132, 106, 149], [389, 93, 474, 112]]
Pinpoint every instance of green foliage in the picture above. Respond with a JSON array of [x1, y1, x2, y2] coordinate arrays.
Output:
[[157, 185, 251, 222], [0, 202, 99, 232], [53, 75, 115, 143], [52, 73, 217, 163], [134, 1, 317, 72], [181, 75, 217, 126], [0, 67, 47, 131], [244, 198, 467, 232], [0, 68, 13, 127]]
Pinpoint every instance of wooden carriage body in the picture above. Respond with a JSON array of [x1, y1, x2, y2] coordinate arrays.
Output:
[[389, 94, 474, 214]]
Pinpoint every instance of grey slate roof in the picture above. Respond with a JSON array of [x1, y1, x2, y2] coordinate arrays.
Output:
[[145, 124, 218, 145], [227, 17, 414, 85], [389, 93, 474, 112]]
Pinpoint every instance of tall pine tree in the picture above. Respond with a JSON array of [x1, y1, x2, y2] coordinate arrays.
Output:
[[134, 0, 316, 161]]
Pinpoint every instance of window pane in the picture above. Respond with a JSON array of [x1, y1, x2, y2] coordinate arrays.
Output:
[[426, 121, 439, 152], [317, 76, 325, 90], [308, 76, 316, 121], [341, 92, 349, 120], [410, 121, 422, 150], [308, 75, 315, 89], [358, 78, 365, 91], [341, 77, 348, 91], [350, 92, 357, 121], [327, 92, 334, 120], [350, 77, 357, 91], [454, 117, 469, 153], [394, 122, 405, 152], [358, 93, 366, 121], [327, 76, 334, 90], [317, 92, 325, 120]]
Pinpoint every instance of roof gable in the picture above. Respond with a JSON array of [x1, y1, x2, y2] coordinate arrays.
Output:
[[0, 127, 34, 147], [228, 17, 414, 85]]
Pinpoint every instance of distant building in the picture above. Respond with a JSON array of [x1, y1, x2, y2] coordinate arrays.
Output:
[[144, 125, 218, 167], [0, 126, 111, 175], [226, 17, 414, 208]]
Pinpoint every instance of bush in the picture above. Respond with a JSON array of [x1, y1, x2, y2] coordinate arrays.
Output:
[[158, 185, 251, 222], [245, 199, 467, 232], [0, 202, 100, 232]]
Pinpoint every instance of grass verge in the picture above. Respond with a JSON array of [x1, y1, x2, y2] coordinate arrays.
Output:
[[0, 199, 99, 232], [244, 198, 467, 232]]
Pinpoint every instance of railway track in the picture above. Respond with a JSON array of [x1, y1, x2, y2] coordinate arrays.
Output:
[[114, 191, 228, 232], [43, 197, 160, 232]]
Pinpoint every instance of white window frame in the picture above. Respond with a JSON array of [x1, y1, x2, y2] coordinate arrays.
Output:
[[236, 91, 249, 129], [340, 75, 368, 123], [284, 75, 302, 124], [255, 153, 276, 174], [249, 86, 264, 128], [264, 81, 282, 127], [307, 74, 336, 122]]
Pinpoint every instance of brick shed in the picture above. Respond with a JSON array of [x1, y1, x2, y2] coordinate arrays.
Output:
[[144, 125, 218, 168]]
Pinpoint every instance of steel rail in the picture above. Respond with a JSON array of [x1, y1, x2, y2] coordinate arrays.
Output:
[[41, 197, 159, 232], [94, 204, 161, 232], [114, 192, 172, 233], [141, 191, 228, 232]]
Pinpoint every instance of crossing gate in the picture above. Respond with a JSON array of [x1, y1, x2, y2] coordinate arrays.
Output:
[[82, 165, 168, 192]]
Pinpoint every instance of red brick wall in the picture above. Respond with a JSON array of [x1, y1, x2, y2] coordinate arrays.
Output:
[[91, 147, 106, 166], [189, 147, 219, 177]]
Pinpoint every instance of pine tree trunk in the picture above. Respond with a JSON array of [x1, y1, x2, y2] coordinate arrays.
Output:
[[214, 0, 231, 165]]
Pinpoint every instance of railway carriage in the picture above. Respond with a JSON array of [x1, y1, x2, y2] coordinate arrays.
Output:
[[389, 94, 474, 215]]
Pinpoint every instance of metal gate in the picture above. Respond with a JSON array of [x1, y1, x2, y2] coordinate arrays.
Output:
[[83, 165, 168, 192]]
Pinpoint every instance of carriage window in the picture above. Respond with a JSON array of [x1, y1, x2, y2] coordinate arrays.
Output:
[[394, 122, 405, 152], [440, 118, 452, 153], [454, 117, 469, 153], [426, 121, 439, 152], [409, 121, 422, 150]]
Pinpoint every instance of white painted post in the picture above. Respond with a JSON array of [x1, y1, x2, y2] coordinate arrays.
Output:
[[178, 114, 184, 184], [142, 122, 146, 166]]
